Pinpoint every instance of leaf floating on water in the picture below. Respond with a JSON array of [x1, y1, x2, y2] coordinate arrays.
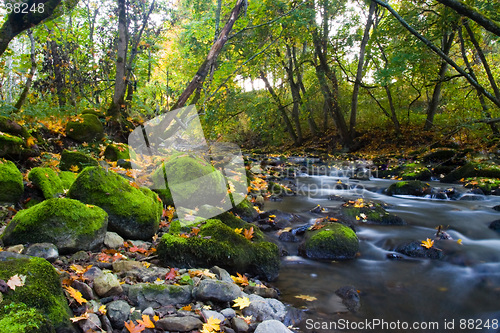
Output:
[[294, 294, 317, 301], [457, 239, 463, 245], [421, 238, 434, 249]]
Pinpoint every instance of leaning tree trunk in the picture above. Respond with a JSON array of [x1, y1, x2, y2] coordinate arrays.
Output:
[[14, 30, 36, 111], [283, 44, 303, 144], [424, 31, 455, 131]]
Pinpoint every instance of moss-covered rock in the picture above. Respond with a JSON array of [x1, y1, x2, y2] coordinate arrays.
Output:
[[385, 180, 431, 196], [0, 116, 30, 139], [422, 149, 456, 164], [68, 167, 162, 240], [400, 163, 432, 181], [0, 159, 23, 204], [28, 167, 64, 199], [1, 198, 108, 254], [299, 222, 359, 260], [65, 114, 104, 143], [441, 162, 500, 183], [157, 219, 280, 281], [0, 302, 54, 333], [230, 198, 258, 222], [0, 253, 76, 332], [59, 150, 98, 172], [341, 200, 405, 225], [58, 171, 77, 190], [81, 108, 105, 118], [104, 143, 134, 161], [463, 177, 500, 195], [267, 181, 294, 195], [0, 132, 24, 158]]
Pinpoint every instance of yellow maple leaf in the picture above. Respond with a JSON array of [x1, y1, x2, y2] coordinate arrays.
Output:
[[64, 286, 87, 305], [181, 304, 192, 311], [136, 314, 155, 328], [231, 272, 249, 286], [234, 228, 243, 234], [421, 238, 434, 249], [457, 239, 463, 245], [69, 165, 79, 173], [26, 137, 36, 148], [202, 316, 221, 333], [98, 305, 107, 315], [295, 294, 317, 301], [233, 296, 251, 310]]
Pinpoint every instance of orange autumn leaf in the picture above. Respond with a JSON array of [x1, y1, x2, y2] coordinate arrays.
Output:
[[26, 136, 36, 148], [64, 286, 87, 305], [181, 304, 192, 311], [231, 272, 249, 286], [421, 238, 434, 249], [124, 320, 145, 333], [191, 227, 200, 236], [243, 227, 254, 240], [136, 315, 155, 329]]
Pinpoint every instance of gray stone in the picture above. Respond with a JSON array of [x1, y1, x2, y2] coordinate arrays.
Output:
[[335, 285, 361, 312], [243, 285, 279, 299], [242, 294, 287, 322], [221, 308, 236, 318], [24, 243, 59, 262], [254, 320, 292, 333], [155, 316, 203, 332], [93, 272, 123, 297], [231, 317, 249, 333], [112, 260, 143, 273], [210, 266, 233, 283], [128, 283, 193, 310], [71, 280, 96, 300], [107, 300, 130, 329], [194, 279, 241, 303], [201, 310, 225, 322], [142, 307, 155, 316], [78, 313, 102, 333], [6, 244, 24, 253], [104, 232, 124, 249], [83, 266, 103, 281]]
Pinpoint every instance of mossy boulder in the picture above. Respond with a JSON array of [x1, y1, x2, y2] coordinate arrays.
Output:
[[68, 167, 162, 240], [59, 150, 98, 172], [1, 198, 108, 254], [422, 149, 456, 164], [104, 143, 134, 161], [0, 253, 76, 332], [299, 222, 359, 260], [0, 116, 30, 139], [151, 155, 228, 211], [441, 162, 500, 183], [58, 171, 77, 190], [230, 198, 258, 222], [0, 132, 24, 158], [268, 181, 294, 195], [0, 159, 23, 204], [0, 302, 54, 333], [65, 114, 104, 143], [157, 219, 280, 281], [385, 180, 431, 196], [463, 177, 500, 195], [341, 200, 405, 225], [400, 163, 432, 181], [28, 167, 64, 199]]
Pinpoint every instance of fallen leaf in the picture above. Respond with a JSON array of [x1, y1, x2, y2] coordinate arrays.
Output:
[[69, 312, 90, 323], [7, 274, 26, 290], [243, 227, 254, 240], [69, 165, 79, 173], [202, 316, 221, 333], [98, 305, 107, 315], [234, 228, 243, 234], [233, 296, 251, 310], [457, 239, 463, 245], [136, 314, 155, 328], [231, 273, 249, 286], [64, 286, 87, 304], [165, 268, 177, 280], [421, 238, 434, 249], [295, 294, 317, 301], [181, 304, 192, 311], [26, 137, 36, 148], [124, 320, 145, 333]]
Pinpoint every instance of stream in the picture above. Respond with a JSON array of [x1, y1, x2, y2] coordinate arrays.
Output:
[[264, 168, 500, 332]]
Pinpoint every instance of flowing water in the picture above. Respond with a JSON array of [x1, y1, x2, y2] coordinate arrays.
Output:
[[266, 173, 500, 332]]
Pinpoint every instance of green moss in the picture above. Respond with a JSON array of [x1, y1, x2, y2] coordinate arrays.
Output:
[[441, 162, 500, 183], [300, 222, 359, 260], [216, 212, 265, 242], [59, 171, 77, 190], [0, 159, 23, 203], [104, 143, 135, 161], [230, 198, 258, 222], [0, 302, 54, 333], [0, 256, 75, 332], [65, 114, 104, 143], [59, 150, 98, 171], [463, 177, 500, 195], [0, 116, 30, 139], [158, 219, 279, 281], [268, 181, 293, 195], [386, 180, 430, 196], [1, 198, 108, 253], [28, 167, 64, 199], [68, 167, 161, 240]]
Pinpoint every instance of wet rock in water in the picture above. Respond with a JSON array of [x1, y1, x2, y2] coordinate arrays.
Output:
[[341, 199, 406, 226], [230, 198, 259, 222], [278, 231, 300, 243], [441, 161, 500, 183], [335, 286, 361, 312], [262, 210, 305, 229], [104, 231, 124, 249], [254, 319, 292, 333], [0, 253, 77, 333], [493, 205, 500, 212], [68, 166, 162, 240], [158, 217, 280, 281], [458, 194, 485, 201], [310, 205, 328, 214], [127, 283, 193, 310], [106, 300, 130, 329], [155, 316, 203, 332], [242, 294, 287, 322], [328, 194, 348, 202], [24, 243, 59, 262], [489, 220, 500, 232], [299, 222, 359, 260], [193, 279, 242, 303], [0, 159, 23, 204], [394, 241, 443, 259], [350, 167, 371, 180], [1, 198, 108, 254], [385, 180, 431, 196], [93, 272, 123, 297]]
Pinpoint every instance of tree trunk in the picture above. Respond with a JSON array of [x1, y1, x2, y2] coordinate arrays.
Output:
[[50, 38, 66, 108], [14, 30, 36, 111], [435, 0, 500, 37], [170, 0, 247, 111], [260, 70, 298, 145], [295, 44, 319, 137], [424, 31, 455, 130], [384, 85, 401, 135], [108, 0, 128, 121], [350, 0, 376, 134], [283, 44, 303, 144]]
